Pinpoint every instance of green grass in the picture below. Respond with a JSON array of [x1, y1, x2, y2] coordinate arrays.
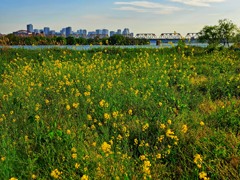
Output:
[[0, 46, 239, 180]]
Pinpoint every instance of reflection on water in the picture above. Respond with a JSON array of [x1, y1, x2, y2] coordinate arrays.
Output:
[[1, 43, 209, 50]]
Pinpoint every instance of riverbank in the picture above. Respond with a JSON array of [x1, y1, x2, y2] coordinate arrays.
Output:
[[0, 47, 239, 179]]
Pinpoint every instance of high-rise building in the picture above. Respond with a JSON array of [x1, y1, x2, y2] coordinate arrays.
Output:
[[44, 27, 50, 36], [96, 29, 102, 35], [110, 31, 116, 37], [33, 29, 39, 34], [117, 29, 122, 35], [83, 29, 87, 36], [61, 28, 66, 36], [123, 28, 130, 36], [27, 24, 33, 33], [102, 29, 109, 37], [66, 27, 72, 37]]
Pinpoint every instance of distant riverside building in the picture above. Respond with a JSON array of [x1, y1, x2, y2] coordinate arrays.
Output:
[[13, 30, 30, 36], [87, 31, 96, 38], [44, 27, 50, 36], [61, 28, 66, 36], [96, 29, 102, 35], [110, 31, 116, 37], [102, 29, 109, 37], [27, 24, 33, 33], [123, 28, 130, 36], [33, 29, 40, 34], [49, 30, 55, 36], [66, 27, 72, 37], [117, 29, 121, 35]]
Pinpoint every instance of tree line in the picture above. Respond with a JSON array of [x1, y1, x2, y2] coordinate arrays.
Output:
[[198, 19, 240, 47], [0, 34, 149, 46]]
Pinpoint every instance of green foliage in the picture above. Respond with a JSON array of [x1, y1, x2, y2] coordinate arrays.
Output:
[[198, 19, 238, 47], [0, 47, 239, 179]]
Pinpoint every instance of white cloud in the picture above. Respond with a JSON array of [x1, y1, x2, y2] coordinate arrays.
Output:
[[114, 1, 181, 14], [170, 0, 225, 7]]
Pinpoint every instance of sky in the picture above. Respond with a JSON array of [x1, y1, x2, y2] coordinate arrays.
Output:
[[0, 0, 239, 36]]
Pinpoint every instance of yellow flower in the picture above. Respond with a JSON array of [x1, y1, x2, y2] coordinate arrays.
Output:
[[166, 129, 174, 137], [200, 121, 205, 126], [9, 178, 18, 180], [71, 147, 77, 153], [160, 123, 166, 129], [81, 175, 89, 180], [167, 119, 172, 124], [72, 153, 77, 159], [35, 115, 40, 122], [72, 103, 79, 108], [75, 163, 80, 169], [45, 99, 50, 104], [66, 129, 71, 135], [99, 99, 105, 107], [50, 169, 62, 179], [66, 105, 71, 111], [112, 111, 119, 118], [101, 142, 111, 153], [87, 114, 92, 121], [194, 154, 203, 168], [104, 113, 110, 120], [142, 123, 149, 132], [156, 153, 161, 159], [134, 138, 138, 145], [1, 156, 6, 161], [128, 109, 133, 115], [181, 124, 188, 133], [158, 102, 163, 107], [199, 171, 210, 180], [139, 155, 146, 161], [31, 174, 37, 179]]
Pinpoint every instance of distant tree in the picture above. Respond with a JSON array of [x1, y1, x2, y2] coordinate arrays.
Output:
[[218, 19, 237, 47], [56, 36, 66, 45], [198, 25, 220, 45], [109, 34, 126, 45], [198, 19, 238, 47], [66, 36, 76, 45]]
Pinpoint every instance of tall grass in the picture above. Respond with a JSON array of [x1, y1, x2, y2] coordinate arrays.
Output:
[[0, 46, 239, 179]]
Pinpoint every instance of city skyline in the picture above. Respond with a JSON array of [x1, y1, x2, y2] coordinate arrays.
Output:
[[0, 0, 239, 35]]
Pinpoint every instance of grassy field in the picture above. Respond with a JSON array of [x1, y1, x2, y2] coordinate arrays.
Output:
[[0, 46, 239, 180]]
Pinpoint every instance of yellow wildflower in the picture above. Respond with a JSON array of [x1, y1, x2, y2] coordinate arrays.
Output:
[[166, 129, 174, 137], [81, 175, 89, 180], [181, 124, 188, 133], [142, 123, 149, 132], [66, 129, 71, 135], [71, 147, 77, 153], [160, 123, 166, 129], [72, 153, 77, 159], [194, 154, 203, 168], [9, 178, 18, 180], [167, 119, 172, 124], [50, 169, 62, 179], [128, 109, 133, 115], [1, 156, 6, 161], [31, 174, 37, 179], [87, 114, 92, 121], [75, 163, 80, 169], [72, 103, 79, 108], [101, 142, 111, 153], [35, 115, 40, 122], [200, 121, 205, 126], [45, 99, 50, 104], [199, 171, 210, 180], [66, 105, 70, 111], [104, 113, 110, 120]]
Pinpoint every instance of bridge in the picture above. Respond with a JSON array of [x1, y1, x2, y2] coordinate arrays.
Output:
[[135, 32, 199, 43]]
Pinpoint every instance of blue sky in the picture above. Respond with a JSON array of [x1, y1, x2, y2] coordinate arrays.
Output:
[[0, 0, 239, 36]]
